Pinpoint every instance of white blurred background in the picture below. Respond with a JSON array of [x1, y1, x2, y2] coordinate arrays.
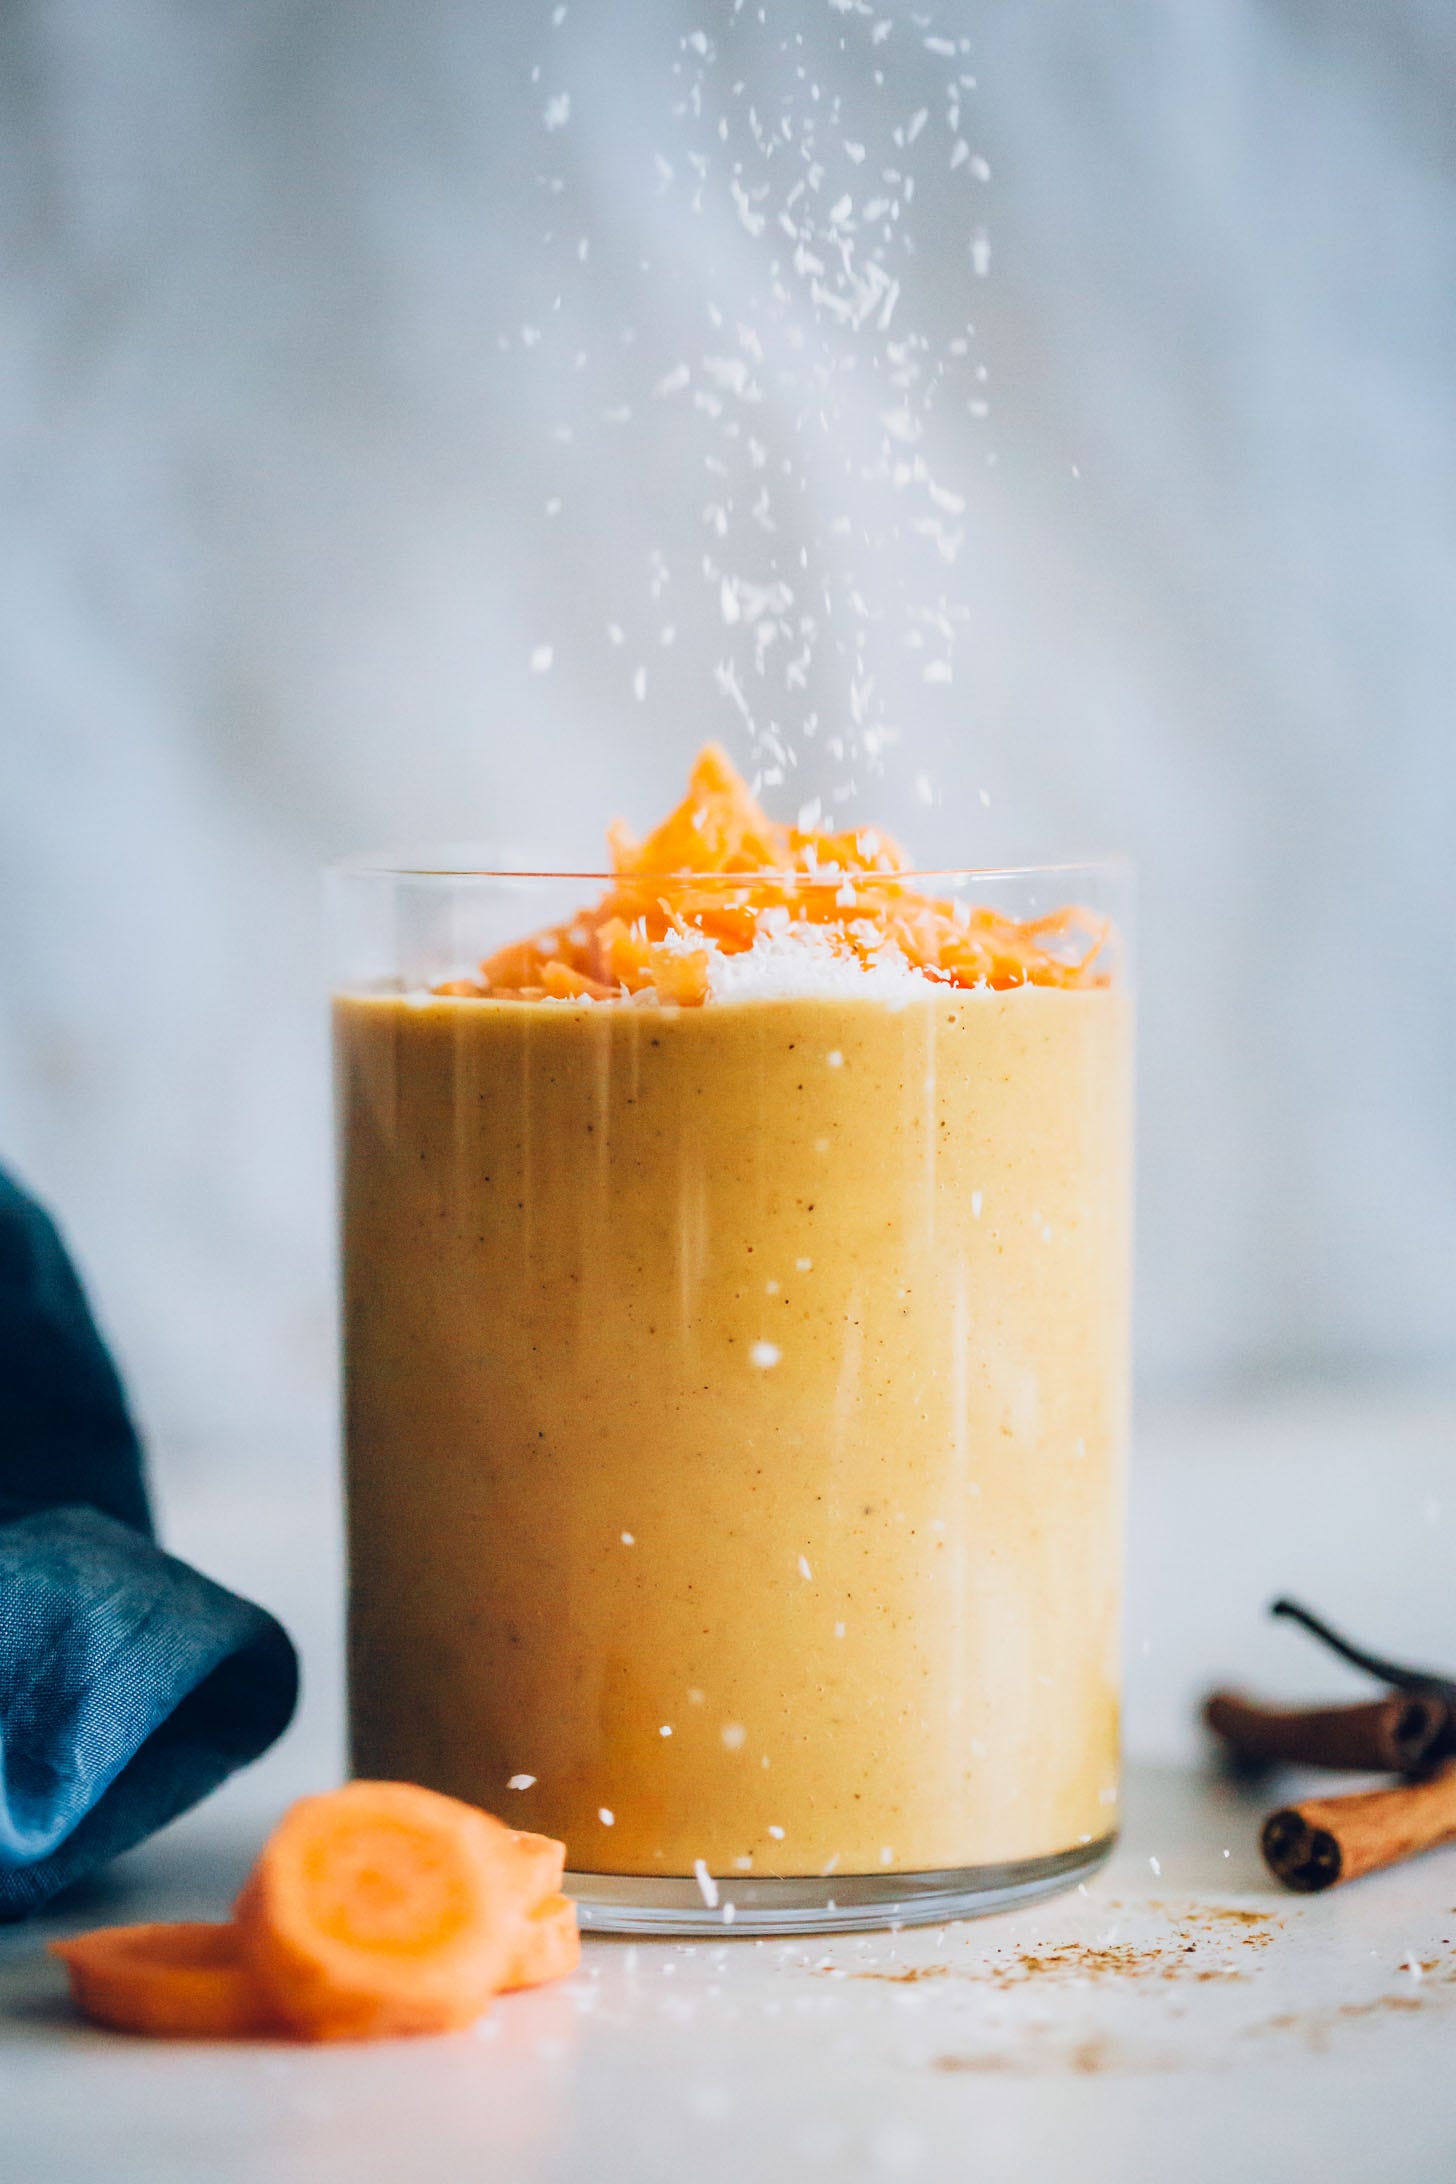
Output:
[[2, 0, 1453, 1462]]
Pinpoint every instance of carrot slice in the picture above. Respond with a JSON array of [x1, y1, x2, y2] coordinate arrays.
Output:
[[499, 1894, 580, 1993], [50, 1922, 275, 2040], [508, 1830, 567, 1908], [235, 1780, 523, 2042]]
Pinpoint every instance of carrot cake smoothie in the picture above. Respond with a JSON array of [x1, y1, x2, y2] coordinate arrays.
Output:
[[334, 749, 1131, 1925]]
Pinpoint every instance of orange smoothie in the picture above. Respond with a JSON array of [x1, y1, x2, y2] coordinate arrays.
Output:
[[334, 750, 1131, 1909]]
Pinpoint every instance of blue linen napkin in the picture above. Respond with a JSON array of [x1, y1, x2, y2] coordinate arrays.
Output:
[[0, 1168, 298, 1919]]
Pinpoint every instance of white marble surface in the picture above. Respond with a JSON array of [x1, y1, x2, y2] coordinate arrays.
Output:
[[3, 1389, 1456, 2180]]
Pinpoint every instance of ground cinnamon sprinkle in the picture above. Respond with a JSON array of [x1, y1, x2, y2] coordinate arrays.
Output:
[[933, 2038, 1137, 2077], [1198, 1907, 1275, 1931], [842, 1929, 1270, 1991], [983, 1939, 1252, 1989], [854, 1964, 951, 1985], [890, 1924, 1456, 2076], [919, 1968, 1456, 2077], [819, 1899, 1293, 2009]]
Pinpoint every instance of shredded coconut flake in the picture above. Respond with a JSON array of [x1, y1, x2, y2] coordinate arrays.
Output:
[[694, 1858, 720, 1908], [518, 5, 996, 871], [705, 924, 929, 1004], [507, 1774, 537, 1790]]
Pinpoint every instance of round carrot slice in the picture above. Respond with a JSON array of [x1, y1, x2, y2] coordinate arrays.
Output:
[[235, 1780, 521, 2042], [500, 1894, 580, 1993], [508, 1830, 566, 1909], [50, 1922, 274, 2039]]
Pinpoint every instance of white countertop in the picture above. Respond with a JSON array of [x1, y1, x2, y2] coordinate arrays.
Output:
[[4, 1389, 1456, 2183]]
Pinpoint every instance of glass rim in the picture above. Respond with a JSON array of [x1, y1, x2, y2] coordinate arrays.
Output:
[[328, 849, 1133, 885]]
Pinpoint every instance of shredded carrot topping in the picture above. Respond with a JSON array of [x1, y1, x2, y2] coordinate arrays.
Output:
[[435, 744, 1111, 1006]]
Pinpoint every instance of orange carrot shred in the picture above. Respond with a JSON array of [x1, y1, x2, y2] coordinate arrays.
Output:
[[541, 962, 617, 1001], [430, 743, 1113, 1005], [646, 945, 711, 1008]]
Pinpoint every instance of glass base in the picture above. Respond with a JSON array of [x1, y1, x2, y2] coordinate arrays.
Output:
[[569, 1832, 1116, 1937]]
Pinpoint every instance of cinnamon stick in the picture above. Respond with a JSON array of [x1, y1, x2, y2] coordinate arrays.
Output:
[[1204, 1688, 1448, 1777], [1261, 1764, 1456, 1892]]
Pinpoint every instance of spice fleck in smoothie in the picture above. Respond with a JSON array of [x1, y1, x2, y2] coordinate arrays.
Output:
[[334, 750, 1131, 1927]]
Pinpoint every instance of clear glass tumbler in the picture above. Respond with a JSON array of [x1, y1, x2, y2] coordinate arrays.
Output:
[[328, 857, 1133, 1934]]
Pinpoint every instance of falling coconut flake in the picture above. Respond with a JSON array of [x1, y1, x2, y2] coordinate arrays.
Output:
[[507, 1774, 537, 1790], [521, 3, 993, 809], [694, 1859, 720, 1908]]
